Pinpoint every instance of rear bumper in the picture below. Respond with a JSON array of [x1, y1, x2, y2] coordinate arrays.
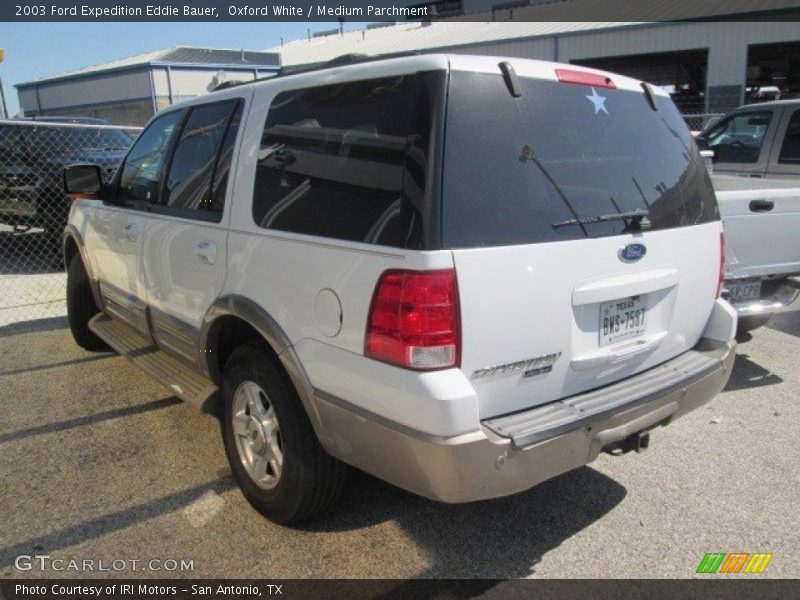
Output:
[[726, 276, 800, 317], [313, 337, 736, 503]]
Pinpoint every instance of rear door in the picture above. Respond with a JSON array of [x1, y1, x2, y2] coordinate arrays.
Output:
[[85, 110, 184, 334], [442, 62, 722, 419], [766, 106, 800, 180], [713, 175, 800, 279], [142, 95, 248, 366]]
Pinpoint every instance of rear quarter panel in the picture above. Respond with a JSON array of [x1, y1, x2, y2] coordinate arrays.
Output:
[[221, 72, 479, 435]]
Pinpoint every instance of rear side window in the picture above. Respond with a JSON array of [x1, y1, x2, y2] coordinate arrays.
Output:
[[161, 100, 241, 220], [779, 110, 800, 164], [442, 72, 719, 248], [251, 73, 438, 248], [210, 103, 244, 210], [706, 111, 772, 164]]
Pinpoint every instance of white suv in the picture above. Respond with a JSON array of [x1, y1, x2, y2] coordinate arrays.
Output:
[[62, 54, 737, 524]]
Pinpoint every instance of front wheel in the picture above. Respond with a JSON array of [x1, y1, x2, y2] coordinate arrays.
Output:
[[66, 253, 109, 351], [221, 343, 347, 524]]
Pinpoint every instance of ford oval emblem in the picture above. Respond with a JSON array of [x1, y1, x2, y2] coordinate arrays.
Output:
[[619, 243, 647, 263]]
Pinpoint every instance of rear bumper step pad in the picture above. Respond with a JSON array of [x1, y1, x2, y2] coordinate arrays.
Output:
[[483, 346, 724, 448]]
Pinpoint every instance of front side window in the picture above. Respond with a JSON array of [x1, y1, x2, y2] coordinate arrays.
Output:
[[705, 111, 772, 164], [161, 100, 241, 218], [778, 110, 800, 164], [118, 111, 183, 206], [251, 73, 438, 248]]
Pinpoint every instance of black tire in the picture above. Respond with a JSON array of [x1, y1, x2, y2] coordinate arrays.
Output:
[[66, 253, 109, 351], [737, 314, 771, 334], [221, 343, 347, 524]]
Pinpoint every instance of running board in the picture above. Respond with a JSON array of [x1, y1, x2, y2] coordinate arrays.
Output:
[[89, 314, 218, 411]]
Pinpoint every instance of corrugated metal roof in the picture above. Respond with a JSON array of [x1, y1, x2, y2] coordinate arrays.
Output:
[[158, 47, 281, 66], [271, 22, 637, 67], [17, 46, 281, 88], [450, 0, 800, 22], [270, 0, 800, 67]]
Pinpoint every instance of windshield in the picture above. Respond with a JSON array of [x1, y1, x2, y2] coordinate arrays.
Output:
[[26, 126, 132, 156], [441, 72, 719, 248]]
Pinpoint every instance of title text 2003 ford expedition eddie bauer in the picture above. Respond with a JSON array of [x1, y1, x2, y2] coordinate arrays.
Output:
[[62, 55, 737, 524]]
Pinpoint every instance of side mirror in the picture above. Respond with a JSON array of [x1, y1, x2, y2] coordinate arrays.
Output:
[[64, 164, 102, 199]]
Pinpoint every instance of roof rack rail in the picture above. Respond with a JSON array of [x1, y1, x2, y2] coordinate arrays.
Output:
[[278, 51, 423, 77], [213, 80, 247, 91], [210, 51, 425, 92]]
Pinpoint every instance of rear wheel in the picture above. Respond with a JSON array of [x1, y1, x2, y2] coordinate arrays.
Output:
[[221, 343, 347, 524], [66, 253, 109, 351]]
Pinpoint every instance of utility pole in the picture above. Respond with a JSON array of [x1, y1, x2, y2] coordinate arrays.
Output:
[[0, 79, 8, 119], [0, 48, 7, 119]]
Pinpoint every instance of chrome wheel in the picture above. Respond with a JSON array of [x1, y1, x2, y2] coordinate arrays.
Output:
[[232, 380, 283, 490]]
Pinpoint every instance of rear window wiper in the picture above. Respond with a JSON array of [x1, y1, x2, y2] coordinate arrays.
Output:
[[552, 209, 650, 229]]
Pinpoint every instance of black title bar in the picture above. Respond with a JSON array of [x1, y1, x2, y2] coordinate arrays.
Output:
[[3, 0, 800, 22], [2, 579, 800, 600]]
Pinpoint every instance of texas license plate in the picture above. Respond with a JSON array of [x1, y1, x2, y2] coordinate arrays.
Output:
[[599, 296, 647, 347], [727, 280, 762, 305]]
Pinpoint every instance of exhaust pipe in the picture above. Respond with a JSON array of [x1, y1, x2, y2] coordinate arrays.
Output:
[[603, 431, 651, 456]]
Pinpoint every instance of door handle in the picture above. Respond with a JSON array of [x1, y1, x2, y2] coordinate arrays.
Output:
[[749, 199, 774, 212], [194, 240, 217, 265], [123, 222, 138, 242]]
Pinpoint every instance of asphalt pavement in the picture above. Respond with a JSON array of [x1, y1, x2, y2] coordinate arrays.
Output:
[[0, 313, 798, 579]]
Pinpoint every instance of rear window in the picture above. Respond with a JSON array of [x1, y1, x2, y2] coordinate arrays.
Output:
[[442, 72, 719, 248], [251, 72, 442, 249]]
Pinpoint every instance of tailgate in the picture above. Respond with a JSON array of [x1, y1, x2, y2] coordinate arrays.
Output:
[[453, 224, 721, 419], [714, 176, 800, 279]]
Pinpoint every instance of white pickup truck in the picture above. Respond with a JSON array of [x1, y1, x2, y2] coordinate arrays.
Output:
[[714, 175, 800, 332]]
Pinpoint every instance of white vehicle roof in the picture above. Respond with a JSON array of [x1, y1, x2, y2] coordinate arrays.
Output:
[[163, 53, 661, 115]]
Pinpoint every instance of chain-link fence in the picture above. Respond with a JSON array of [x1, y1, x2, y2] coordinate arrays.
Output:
[[682, 112, 724, 133], [0, 120, 140, 327]]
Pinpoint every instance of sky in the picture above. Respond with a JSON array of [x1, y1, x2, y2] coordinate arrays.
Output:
[[0, 22, 369, 117]]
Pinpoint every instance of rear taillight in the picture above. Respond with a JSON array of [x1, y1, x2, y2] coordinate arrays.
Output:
[[716, 232, 726, 298], [365, 269, 460, 370]]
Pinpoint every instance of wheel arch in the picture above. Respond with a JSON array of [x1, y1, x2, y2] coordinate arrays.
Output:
[[63, 225, 103, 310], [200, 295, 326, 436]]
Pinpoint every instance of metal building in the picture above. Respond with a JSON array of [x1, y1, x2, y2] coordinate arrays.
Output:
[[270, 7, 800, 119], [15, 47, 281, 126]]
